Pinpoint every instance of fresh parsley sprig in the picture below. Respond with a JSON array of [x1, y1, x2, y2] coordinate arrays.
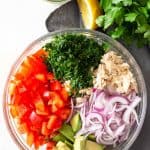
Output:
[[96, 0, 150, 46]]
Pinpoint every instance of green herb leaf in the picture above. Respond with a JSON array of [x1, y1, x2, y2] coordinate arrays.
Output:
[[100, 0, 112, 12], [104, 7, 122, 29], [110, 26, 125, 39], [147, 0, 150, 10], [96, 16, 104, 27], [125, 13, 138, 22], [122, 0, 132, 6], [138, 7, 149, 18], [135, 24, 150, 33], [112, 0, 123, 5], [144, 30, 150, 38]]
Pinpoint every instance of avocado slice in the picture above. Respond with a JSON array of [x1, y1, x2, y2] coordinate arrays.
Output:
[[88, 134, 96, 141], [70, 112, 81, 132], [74, 136, 86, 150], [53, 134, 66, 142], [59, 124, 74, 143], [56, 141, 71, 150], [64, 140, 73, 148], [53, 133, 73, 148], [85, 140, 104, 150]]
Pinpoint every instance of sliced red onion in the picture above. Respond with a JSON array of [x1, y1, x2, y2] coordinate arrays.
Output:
[[123, 106, 139, 125], [130, 96, 141, 108], [74, 89, 141, 146], [74, 103, 84, 109], [76, 124, 102, 136], [115, 105, 127, 112], [94, 92, 106, 109], [89, 93, 96, 112], [94, 107, 105, 112], [86, 112, 103, 125], [79, 101, 87, 130], [119, 125, 130, 142], [65, 98, 74, 123], [109, 96, 129, 105], [86, 124, 103, 132], [105, 123, 115, 137], [127, 91, 136, 102], [97, 133, 115, 145], [114, 124, 126, 137], [107, 104, 117, 115]]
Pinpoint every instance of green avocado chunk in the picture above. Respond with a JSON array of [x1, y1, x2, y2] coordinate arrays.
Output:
[[64, 140, 73, 148], [53, 133, 73, 148], [53, 134, 66, 142], [70, 113, 81, 132], [88, 134, 96, 141], [56, 141, 71, 150], [59, 124, 74, 143], [74, 136, 86, 150], [85, 140, 104, 150]]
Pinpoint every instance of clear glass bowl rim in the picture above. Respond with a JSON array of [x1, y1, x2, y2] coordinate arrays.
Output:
[[3, 28, 147, 150]]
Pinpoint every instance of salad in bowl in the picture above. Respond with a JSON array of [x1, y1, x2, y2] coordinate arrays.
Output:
[[3, 29, 147, 150]]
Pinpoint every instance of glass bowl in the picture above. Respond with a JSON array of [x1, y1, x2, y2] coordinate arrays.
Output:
[[3, 28, 147, 150]]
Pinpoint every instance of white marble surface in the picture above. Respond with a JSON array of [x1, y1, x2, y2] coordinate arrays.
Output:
[[0, 0, 67, 149]]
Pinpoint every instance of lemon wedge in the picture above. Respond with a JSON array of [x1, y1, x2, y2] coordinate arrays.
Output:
[[77, 0, 102, 29]]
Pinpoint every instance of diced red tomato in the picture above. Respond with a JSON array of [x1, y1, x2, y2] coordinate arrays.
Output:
[[60, 87, 69, 101], [34, 96, 45, 112], [41, 122, 51, 136], [42, 90, 51, 101], [9, 82, 16, 97], [27, 132, 34, 147], [56, 108, 71, 120], [50, 80, 62, 91], [46, 141, 56, 150], [29, 111, 43, 130], [36, 109, 49, 116], [47, 115, 58, 130], [9, 49, 71, 149], [47, 73, 54, 80], [35, 73, 46, 82], [17, 123, 28, 134], [34, 135, 45, 149], [24, 76, 41, 91], [17, 104, 29, 118], [18, 91, 34, 107], [10, 105, 18, 118], [15, 64, 31, 80], [48, 91, 64, 108], [52, 119, 62, 132], [32, 49, 48, 58]]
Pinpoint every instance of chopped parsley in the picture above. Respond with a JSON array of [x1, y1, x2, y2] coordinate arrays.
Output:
[[44, 33, 105, 94]]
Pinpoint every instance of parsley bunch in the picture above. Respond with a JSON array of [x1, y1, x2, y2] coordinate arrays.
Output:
[[96, 0, 150, 46], [44, 34, 105, 94]]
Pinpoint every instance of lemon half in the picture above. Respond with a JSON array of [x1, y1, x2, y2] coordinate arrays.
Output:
[[77, 0, 102, 29]]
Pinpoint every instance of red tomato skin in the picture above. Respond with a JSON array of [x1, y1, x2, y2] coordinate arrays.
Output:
[[50, 80, 62, 91], [29, 111, 43, 129], [56, 108, 71, 120], [47, 73, 54, 80], [46, 141, 56, 150]]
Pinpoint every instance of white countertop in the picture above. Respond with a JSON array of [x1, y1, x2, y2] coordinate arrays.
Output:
[[0, 0, 68, 149]]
